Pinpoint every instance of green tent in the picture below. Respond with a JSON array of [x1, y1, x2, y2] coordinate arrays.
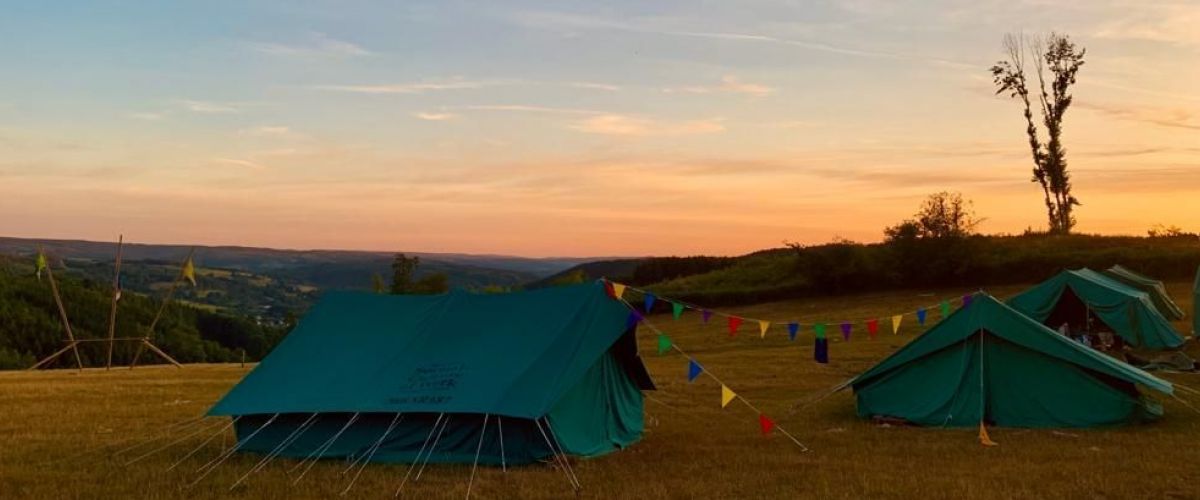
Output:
[[208, 282, 654, 465], [843, 293, 1172, 428], [1193, 265, 1199, 336], [1007, 269, 1184, 351], [1102, 265, 1185, 320]]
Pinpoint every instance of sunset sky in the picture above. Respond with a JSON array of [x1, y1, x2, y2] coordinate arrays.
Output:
[[1, 1, 1197, 257]]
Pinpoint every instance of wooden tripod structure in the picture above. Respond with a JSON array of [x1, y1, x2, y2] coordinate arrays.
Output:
[[129, 247, 195, 369], [28, 239, 183, 371]]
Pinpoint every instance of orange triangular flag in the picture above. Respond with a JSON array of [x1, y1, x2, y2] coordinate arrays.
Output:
[[978, 422, 998, 447], [611, 283, 626, 300], [891, 314, 902, 334], [720, 385, 736, 408], [758, 320, 770, 338]]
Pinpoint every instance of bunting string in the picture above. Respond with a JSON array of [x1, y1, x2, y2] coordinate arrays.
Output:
[[613, 294, 809, 451], [606, 279, 975, 342]]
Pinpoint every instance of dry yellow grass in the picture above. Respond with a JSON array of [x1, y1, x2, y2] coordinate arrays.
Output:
[[2, 284, 1198, 499]]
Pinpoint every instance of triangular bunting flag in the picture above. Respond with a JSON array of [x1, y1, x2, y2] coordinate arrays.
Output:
[[916, 308, 927, 325], [182, 257, 197, 287], [672, 302, 685, 320], [611, 283, 626, 300], [701, 310, 713, 323], [866, 318, 878, 339], [727, 316, 743, 337], [962, 294, 973, 308], [720, 385, 736, 408], [891, 314, 902, 334], [939, 300, 950, 319], [758, 320, 770, 338], [814, 338, 829, 364], [604, 281, 616, 298], [687, 359, 703, 382], [979, 422, 998, 447], [656, 334, 672, 355], [813, 322, 826, 339], [626, 311, 643, 330], [644, 293, 656, 313], [787, 322, 799, 341], [840, 322, 851, 341], [759, 414, 775, 436]]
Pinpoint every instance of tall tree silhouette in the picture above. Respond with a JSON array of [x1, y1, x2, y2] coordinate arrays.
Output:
[[991, 33, 1085, 234]]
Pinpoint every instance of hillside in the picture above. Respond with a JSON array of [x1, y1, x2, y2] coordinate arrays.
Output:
[[644, 234, 1200, 306], [0, 236, 592, 290], [0, 255, 285, 370]]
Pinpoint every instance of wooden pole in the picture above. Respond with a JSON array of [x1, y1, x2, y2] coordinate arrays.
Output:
[[105, 235, 124, 370], [43, 260, 84, 371], [130, 247, 194, 369]]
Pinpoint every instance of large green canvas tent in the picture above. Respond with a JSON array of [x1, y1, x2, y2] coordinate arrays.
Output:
[[1102, 265, 1185, 320], [1193, 265, 1199, 336], [843, 293, 1172, 428], [208, 282, 654, 466], [1007, 269, 1184, 351]]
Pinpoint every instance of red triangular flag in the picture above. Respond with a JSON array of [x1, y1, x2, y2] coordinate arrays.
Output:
[[727, 316, 743, 337], [759, 414, 775, 436], [603, 281, 616, 299], [866, 318, 879, 339]]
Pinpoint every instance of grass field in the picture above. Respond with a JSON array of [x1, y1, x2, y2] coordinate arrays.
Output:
[[2, 284, 1198, 499]]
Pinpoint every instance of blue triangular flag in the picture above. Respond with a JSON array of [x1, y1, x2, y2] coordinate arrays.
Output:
[[814, 338, 829, 364], [916, 308, 927, 325], [644, 293, 656, 313], [626, 311, 643, 330], [787, 322, 799, 341], [687, 359, 703, 382]]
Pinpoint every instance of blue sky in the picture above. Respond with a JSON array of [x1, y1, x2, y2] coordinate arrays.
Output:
[[1, 1, 1197, 256]]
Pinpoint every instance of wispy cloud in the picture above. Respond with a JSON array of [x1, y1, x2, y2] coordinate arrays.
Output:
[[568, 81, 621, 91], [454, 104, 603, 115], [213, 158, 267, 170], [251, 32, 370, 57], [664, 75, 774, 97], [312, 78, 507, 94], [239, 125, 291, 136], [1094, 4, 1200, 47], [510, 11, 974, 69], [570, 114, 725, 137], [128, 112, 166, 121], [1078, 101, 1200, 131], [178, 99, 242, 114], [414, 112, 458, 121]]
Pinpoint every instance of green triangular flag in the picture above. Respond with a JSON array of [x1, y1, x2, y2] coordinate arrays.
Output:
[[671, 302, 684, 320], [813, 322, 826, 339], [939, 300, 950, 318], [657, 334, 672, 355]]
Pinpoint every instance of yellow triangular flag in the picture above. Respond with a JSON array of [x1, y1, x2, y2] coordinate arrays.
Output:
[[720, 385, 736, 408], [611, 283, 626, 300], [978, 422, 998, 447], [758, 320, 770, 338], [35, 250, 47, 281], [891, 314, 902, 334], [181, 257, 197, 286]]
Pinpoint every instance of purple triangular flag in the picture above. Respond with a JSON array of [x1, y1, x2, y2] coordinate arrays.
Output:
[[840, 322, 852, 340], [702, 310, 712, 323]]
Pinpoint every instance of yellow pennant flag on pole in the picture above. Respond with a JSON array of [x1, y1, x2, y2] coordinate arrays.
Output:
[[35, 251, 47, 281], [611, 283, 626, 300], [758, 320, 770, 338], [979, 422, 998, 447], [181, 257, 197, 286], [891, 315, 903, 334], [721, 385, 736, 408]]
